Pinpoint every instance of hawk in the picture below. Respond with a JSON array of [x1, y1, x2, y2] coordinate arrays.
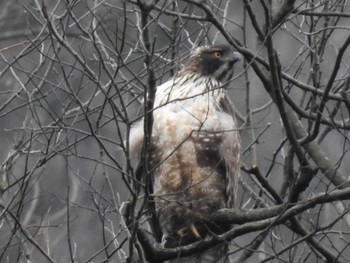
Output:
[[129, 45, 241, 262]]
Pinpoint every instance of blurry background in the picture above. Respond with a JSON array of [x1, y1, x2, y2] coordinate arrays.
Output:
[[0, 0, 350, 262]]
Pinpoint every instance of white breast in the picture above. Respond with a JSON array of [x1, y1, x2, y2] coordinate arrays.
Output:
[[152, 75, 235, 151], [128, 74, 236, 161]]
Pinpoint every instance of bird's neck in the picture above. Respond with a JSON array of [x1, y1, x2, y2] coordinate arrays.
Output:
[[155, 73, 224, 107]]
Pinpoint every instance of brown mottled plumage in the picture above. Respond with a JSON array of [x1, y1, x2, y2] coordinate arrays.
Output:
[[129, 45, 241, 262]]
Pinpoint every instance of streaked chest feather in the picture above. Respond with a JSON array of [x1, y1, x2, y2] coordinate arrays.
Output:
[[152, 75, 234, 145], [149, 75, 237, 194]]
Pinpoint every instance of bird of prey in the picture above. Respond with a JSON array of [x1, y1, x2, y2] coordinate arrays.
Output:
[[129, 45, 241, 262]]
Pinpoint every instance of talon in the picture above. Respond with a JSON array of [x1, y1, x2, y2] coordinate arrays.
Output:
[[190, 224, 201, 239], [177, 224, 201, 239], [177, 227, 188, 236]]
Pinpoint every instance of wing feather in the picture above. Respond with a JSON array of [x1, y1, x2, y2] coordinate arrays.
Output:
[[218, 95, 241, 208]]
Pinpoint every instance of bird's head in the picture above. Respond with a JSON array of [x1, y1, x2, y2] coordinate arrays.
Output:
[[182, 45, 241, 83]]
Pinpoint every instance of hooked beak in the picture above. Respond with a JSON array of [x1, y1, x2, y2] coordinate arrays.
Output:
[[231, 51, 241, 63]]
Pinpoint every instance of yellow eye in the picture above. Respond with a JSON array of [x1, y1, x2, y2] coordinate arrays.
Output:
[[213, 52, 222, 58]]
